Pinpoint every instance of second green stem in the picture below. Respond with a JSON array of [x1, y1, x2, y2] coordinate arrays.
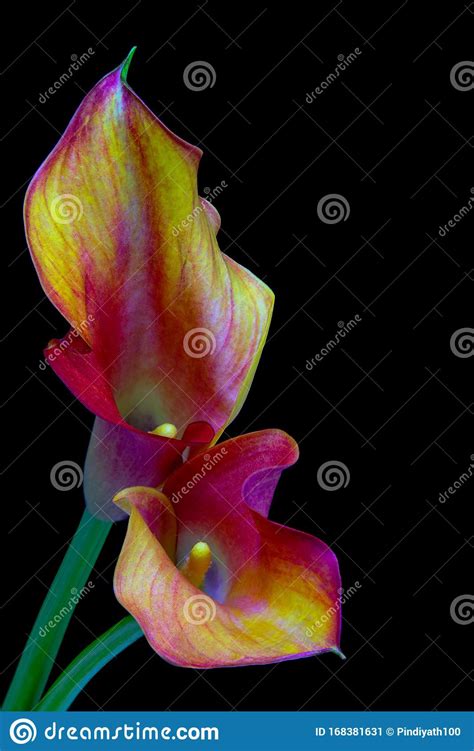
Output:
[[3, 508, 112, 711]]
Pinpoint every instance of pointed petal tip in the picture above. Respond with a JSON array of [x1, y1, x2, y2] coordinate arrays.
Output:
[[332, 647, 346, 660], [121, 46, 137, 83]]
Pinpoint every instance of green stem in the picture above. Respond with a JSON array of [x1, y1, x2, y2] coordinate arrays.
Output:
[[3, 508, 112, 710], [35, 617, 143, 711]]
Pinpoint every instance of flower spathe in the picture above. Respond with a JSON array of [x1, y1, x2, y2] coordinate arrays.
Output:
[[25, 49, 274, 518], [114, 430, 342, 668]]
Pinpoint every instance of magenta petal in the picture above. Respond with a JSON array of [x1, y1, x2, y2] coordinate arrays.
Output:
[[84, 417, 185, 520]]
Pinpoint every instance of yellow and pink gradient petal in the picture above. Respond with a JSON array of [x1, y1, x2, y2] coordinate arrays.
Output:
[[114, 431, 341, 668], [25, 50, 274, 516]]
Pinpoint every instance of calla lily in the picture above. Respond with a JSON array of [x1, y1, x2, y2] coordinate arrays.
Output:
[[114, 430, 342, 668], [25, 49, 273, 519]]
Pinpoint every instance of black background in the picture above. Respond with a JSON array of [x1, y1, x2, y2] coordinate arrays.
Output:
[[2, 0, 473, 712]]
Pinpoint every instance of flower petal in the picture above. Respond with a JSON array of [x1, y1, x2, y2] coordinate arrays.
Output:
[[44, 333, 214, 520], [114, 484, 341, 668], [164, 429, 299, 519], [114, 486, 177, 559], [114, 433, 341, 668], [43, 334, 120, 424], [84, 418, 183, 521], [26, 50, 273, 435]]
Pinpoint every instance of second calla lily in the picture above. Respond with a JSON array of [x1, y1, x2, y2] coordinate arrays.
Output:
[[114, 430, 342, 667], [25, 50, 274, 519]]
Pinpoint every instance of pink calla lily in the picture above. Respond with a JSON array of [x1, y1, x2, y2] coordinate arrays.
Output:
[[25, 50, 273, 518], [114, 430, 342, 668]]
